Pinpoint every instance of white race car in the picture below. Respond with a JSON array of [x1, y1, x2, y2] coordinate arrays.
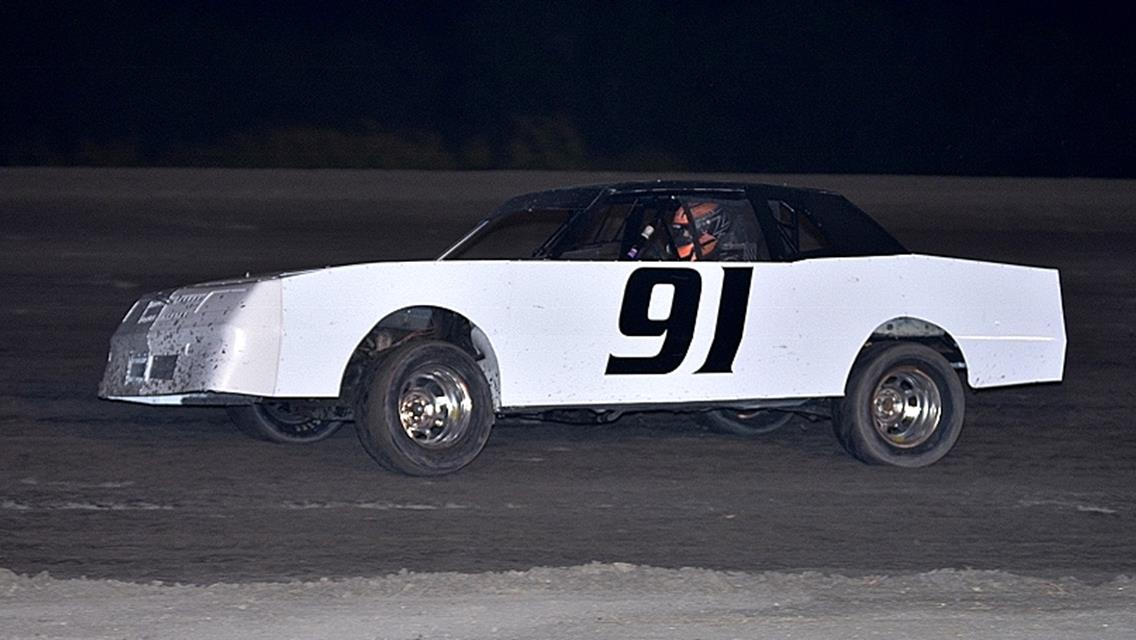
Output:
[[99, 182, 1066, 475]]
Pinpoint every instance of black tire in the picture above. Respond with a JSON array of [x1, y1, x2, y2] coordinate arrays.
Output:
[[355, 340, 494, 476], [226, 403, 345, 444], [833, 342, 965, 467], [700, 409, 793, 436]]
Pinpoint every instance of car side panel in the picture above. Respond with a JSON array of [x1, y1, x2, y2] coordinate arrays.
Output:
[[273, 256, 1064, 407]]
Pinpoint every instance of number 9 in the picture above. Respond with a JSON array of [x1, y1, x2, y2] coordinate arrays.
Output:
[[605, 269, 702, 375]]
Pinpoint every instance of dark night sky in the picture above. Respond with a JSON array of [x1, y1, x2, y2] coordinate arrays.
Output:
[[2, 1, 1133, 175]]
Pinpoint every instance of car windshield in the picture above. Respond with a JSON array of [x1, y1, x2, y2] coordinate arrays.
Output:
[[441, 208, 577, 260], [438, 187, 602, 260]]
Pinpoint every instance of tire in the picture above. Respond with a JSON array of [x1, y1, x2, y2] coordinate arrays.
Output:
[[700, 409, 793, 436], [833, 342, 965, 467], [354, 340, 494, 476], [226, 402, 346, 444]]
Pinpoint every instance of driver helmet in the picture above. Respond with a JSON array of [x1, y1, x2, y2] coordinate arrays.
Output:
[[672, 201, 729, 260]]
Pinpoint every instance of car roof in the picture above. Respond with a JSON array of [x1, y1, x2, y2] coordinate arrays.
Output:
[[601, 180, 838, 196], [490, 181, 838, 217]]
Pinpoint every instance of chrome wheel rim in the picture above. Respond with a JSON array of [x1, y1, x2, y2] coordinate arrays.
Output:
[[397, 365, 473, 449], [870, 366, 942, 448]]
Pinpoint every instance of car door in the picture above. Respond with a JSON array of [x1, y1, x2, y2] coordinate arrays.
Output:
[[491, 191, 787, 408]]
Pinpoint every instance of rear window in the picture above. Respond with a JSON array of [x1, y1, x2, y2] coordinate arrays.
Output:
[[767, 200, 832, 258]]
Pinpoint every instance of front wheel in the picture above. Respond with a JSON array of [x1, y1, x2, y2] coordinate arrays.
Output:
[[226, 402, 346, 444], [699, 409, 793, 436], [355, 340, 495, 476], [833, 342, 965, 467]]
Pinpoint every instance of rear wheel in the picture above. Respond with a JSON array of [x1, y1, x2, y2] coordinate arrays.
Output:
[[833, 342, 965, 467], [355, 340, 494, 476], [226, 402, 345, 444]]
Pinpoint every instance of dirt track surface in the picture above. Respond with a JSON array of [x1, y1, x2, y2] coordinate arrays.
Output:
[[1, 169, 1134, 637], [3, 566, 1133, 640]]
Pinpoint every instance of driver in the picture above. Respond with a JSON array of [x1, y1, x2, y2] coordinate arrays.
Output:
[[671, 201, 729, 261]]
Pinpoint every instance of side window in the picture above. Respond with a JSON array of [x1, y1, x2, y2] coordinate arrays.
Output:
[[699, 198, 768, 261], [551, 193, 775, 262], [768, 200, 831, 258], [626, 196, 768, 262]]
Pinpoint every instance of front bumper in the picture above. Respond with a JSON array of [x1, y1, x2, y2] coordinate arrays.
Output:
[[98, 281, 282, 405]]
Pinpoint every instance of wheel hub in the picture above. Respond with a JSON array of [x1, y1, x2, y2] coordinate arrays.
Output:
[[869, 366, 942, 448], [397, 366, 473, 449]]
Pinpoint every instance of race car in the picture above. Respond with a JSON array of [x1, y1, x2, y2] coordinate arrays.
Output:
[[99, 181, 1066, 475]]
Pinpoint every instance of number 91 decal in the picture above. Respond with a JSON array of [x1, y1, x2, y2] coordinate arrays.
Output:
[[606, 267, 753, 375]]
